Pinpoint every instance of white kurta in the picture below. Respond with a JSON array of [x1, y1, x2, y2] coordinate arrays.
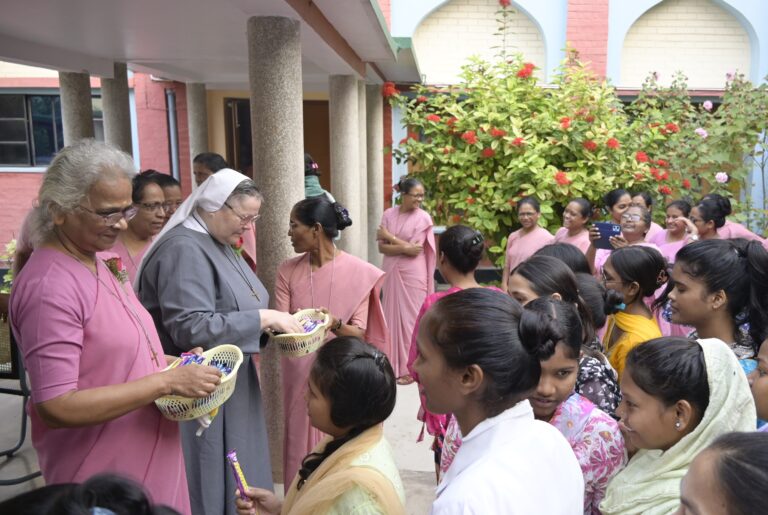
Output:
[[431, 401, 584, 515]]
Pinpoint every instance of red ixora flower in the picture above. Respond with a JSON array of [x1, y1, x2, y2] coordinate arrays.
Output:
[[665, 122, 680, 134], [398, 132, 418, 145], [606, 138, 620, 149], [482, 147, 496, 158], [682, 179, 692, 189], [555, 171, 571, 185], [461, 130, 478, 145], [489, 127, 507, 138], [635, 151, 650, 163], [381, 82, 398, 98], [517, 62, 535, 79], [634, 172, 645, 181], [511, 137, 525, 147], [582, 140, 598, 152], [499, 0, 511, 7], [426, 114, 441, 123], [560, 117, 571, 130], [451, 214, 462, 223], [447, 117, 458, 126], [658, 185, 672, 195], [442, 146, 454, 155], [656, 159, 669, 167], [467, 196, 476, 205], [416, 95, 428, 103]]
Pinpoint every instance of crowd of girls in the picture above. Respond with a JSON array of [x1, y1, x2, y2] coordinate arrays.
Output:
[[8, 145, 768, 515]]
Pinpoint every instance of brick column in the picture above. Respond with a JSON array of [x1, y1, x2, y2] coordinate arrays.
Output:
[[566, 0, 610, 76]]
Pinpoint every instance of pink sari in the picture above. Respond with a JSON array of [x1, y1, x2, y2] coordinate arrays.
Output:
[[103, 238, 151, 284], [505, 226, 554, 272], [274, 251, 387, 488], [380, 206, 436, 377], [553, 227, 590, 254], [11, 249, 190, 513]]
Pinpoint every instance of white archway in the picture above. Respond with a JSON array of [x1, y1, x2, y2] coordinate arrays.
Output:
[[620, 0, 751, 88]]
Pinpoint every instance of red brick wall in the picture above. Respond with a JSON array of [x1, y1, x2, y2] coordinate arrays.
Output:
[[566, 0, 609, 77], [383, 101, 393, 208], [133, 75, 192, 197], [0, 173, 43, 251], [377, 0, 391, 30]]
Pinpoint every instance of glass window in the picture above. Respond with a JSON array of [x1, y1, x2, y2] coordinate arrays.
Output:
[[0, 93, 104, 166]]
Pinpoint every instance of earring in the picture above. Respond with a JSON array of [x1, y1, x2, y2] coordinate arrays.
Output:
[[675, 421, 681, 429]]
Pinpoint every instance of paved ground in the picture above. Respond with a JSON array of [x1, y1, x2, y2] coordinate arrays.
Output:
[[0, 379, 437, 512]]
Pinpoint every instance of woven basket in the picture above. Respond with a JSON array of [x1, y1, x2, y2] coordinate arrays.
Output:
[[270, 309, 330, 358], [154, 344, 243, 421]]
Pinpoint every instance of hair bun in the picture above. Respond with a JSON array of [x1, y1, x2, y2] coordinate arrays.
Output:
[[332, 202, 353, 231], [517, 309, 561, 361]]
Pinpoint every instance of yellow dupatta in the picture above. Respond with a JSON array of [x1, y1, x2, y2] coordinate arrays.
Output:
[[282, 424, 405, 515], [604, 311, 662, 378]]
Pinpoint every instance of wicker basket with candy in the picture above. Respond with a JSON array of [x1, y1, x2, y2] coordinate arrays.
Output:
[[269, 309, 330, 358], [154, 344, 243, 422]]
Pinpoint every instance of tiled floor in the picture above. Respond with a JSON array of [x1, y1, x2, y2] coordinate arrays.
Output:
[[0, 379, 435, 512]]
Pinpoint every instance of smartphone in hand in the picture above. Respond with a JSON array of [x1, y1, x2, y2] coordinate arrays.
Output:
[[593, 222, 622, 250]]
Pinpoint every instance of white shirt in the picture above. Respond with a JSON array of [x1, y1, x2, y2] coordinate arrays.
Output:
[[431, 400, 584, 515]]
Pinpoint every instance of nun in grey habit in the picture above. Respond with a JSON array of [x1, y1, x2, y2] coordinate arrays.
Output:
[[136, 169, 301, 515]]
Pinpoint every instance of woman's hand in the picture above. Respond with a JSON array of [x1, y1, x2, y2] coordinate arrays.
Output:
[[163, 364, 221, 398], [588, 225, 601, 243], [236, 487, 281, 515], [261, 309, 303, 334], [317, 307, 340, 332], [402, 241, 424, 257], [678, 217, 699, 238], [609, 235, 629, 249], [377, 225, 394, 242]]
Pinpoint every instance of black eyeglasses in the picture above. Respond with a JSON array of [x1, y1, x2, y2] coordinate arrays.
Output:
[[224, 201, 261, 224], [77, 204, 138, 226]]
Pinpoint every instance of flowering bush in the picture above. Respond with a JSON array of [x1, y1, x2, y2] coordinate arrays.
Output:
[[0, 239, 16, 294], [388, 3, 768, 263]]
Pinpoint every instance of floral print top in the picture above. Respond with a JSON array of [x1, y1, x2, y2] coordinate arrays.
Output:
[[551, 393, 626, 514], [440, 394, 626, 515], [576, 354, 621, 419]]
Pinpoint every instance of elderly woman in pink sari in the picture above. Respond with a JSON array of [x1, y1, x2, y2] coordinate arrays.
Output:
[[276, 196, 388, 489], [500, 197, 554, 292], [377, 177, 436, 380], [9, 141, 222, 515]]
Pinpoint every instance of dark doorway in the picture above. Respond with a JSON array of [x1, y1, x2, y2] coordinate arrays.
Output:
[[224, 98, 330, 191]]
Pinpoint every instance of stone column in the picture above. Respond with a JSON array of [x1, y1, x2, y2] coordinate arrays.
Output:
[[101, 62, 132, 155], [366, 85, 385, 268], [186, 83, 209, 167], [357, 80, 368, 260], [59, 71, 94, 145], [247, 16, 304, 483], [329, 75, 361, 257]]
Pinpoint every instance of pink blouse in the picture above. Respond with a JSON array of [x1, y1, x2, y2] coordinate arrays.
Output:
[[505, 226, 555, 272], [553, 227, 591, 254]]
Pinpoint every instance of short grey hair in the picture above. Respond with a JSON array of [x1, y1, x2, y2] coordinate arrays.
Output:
[[26, 139, 136, 247], [226, 179, 263, 205]]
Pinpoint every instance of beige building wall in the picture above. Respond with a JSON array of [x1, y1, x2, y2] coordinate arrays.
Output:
[[413, 0, 546, 85], [620, 0, 751, 88]]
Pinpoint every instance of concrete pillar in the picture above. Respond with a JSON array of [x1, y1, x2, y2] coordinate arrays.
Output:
[[357, 81, 368, 261], [247, 16, 304, 483], [186, 83, 209, 170], [59, 71, 94, 145], [329, 75, 361, 257], [366, 85, 385, 268], [101, 62, 133, 155]]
